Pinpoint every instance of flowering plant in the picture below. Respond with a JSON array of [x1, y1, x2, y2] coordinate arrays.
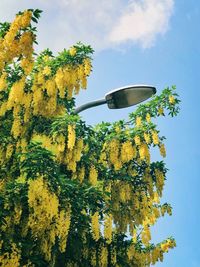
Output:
[[0, 10, 180, 267]]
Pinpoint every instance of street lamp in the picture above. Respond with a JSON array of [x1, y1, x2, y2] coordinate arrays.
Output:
[[73, 84, 156, 114]]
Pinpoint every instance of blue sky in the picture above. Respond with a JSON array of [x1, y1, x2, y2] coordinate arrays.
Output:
[[1, 1, 199, 266]]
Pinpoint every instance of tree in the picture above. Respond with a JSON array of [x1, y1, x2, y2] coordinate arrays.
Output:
[[0, 10, 180, 267]]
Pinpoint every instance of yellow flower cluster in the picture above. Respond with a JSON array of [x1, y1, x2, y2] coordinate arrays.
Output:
[[146, 113, 151, 123], [158, 106, 164, 115], [144, 132, 151, 144], [99, 245, 108, 267], [141, 225, 151, 246], [139, 143, 150, 163], [27, 176, 72, 261], [104, 214, 112, 244], [68, 124, 76, 150], [106, 138, 138, 170], [0, 11, 33, 71], [0, 19, 92, 146], [90, 249, 97, 266], [152, 131, 159, 145], [31, 131, 84, 175], [5, 143, 14, 159], [134, 135, 141, 146], [89, 165, 98, 186], [169, 95, 175, 104], [0, 73, 33, 138], [121, 141, 137, 163], [91, 212, 100, 241], [127, 242, 172, 266], [64, 138, 84, 173], [54, 59, 91, 99], [136, 116, 142, 127], [28, 176, 59, 234], [32, 73, 59, 117], [155, 169, 165, 196], [100, 131, 157, 175], [106, 139, 120, 170], [106, 173, 170, 240], [0, 243, 21, 267], [69, 47, 77, 56], [0, 72, 7, 91], [160, 238, 176, 253], [77, 166, 85, 183], [56, 208, 71, 253]]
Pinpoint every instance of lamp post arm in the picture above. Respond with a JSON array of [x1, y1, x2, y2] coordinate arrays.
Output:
[[73, 98, 107, 114]]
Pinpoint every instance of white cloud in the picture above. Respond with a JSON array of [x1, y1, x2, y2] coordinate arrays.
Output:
[[0, 0, 174, 52], [109, 0, 174, 48]]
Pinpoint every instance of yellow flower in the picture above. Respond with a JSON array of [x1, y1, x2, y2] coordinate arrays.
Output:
[[104, 214, 112, 244], [20, 10, 32, 28], [0, 102, 7, 117], [132, 228, 137, 243], [6, 144, 14, 159], [139, 143, 150, 163], [99, 245, 108, 267], [152, 131, 159, 145], [43, 66, 51, 76], [21, 57, 34, 75], [146, 113, 151, 123], [78, 166, 85, 183], [68, 124, 76, 150], [161, 242, 169, 252], [89, 165, 98, 186], [91, 212, 100, 241], [134, 135, 141, 146], [136, 116, 142, 127], [141, 226, 151, 246], [83, 58, 92, 76], [0, 72, 7, 91], [169, 95, 175, 104], [109, 139, 122, 170], [153, 192, 160, 204], [158, 106, 164, 116], [55, 68, 65, 98], [121, 141, 136, 162], [69, 47, 77, 56], [28, 176, 59, 239], [144, 132, 151, 144], [56, 208, 71, 253]]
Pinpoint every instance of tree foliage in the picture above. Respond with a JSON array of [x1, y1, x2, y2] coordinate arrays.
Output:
[[0, 10, 180, 267]]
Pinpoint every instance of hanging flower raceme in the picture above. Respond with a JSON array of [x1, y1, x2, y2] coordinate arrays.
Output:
[[120, 140, 137, 163], [104, 214, 113, 244], [89, 165, 98, 186], [0, 10, 33, 70], [108, 138, 122, 170], [56, 208, 71, 253], [91, 212, 100, 241], [68, 124, 76, 150], [28, 176, 59, 234]]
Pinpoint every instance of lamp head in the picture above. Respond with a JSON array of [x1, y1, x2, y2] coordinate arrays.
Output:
[[105, 85, 156, 109]]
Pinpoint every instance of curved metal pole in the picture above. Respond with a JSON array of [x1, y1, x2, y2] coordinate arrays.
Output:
[[73, 98, 107, 114]]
